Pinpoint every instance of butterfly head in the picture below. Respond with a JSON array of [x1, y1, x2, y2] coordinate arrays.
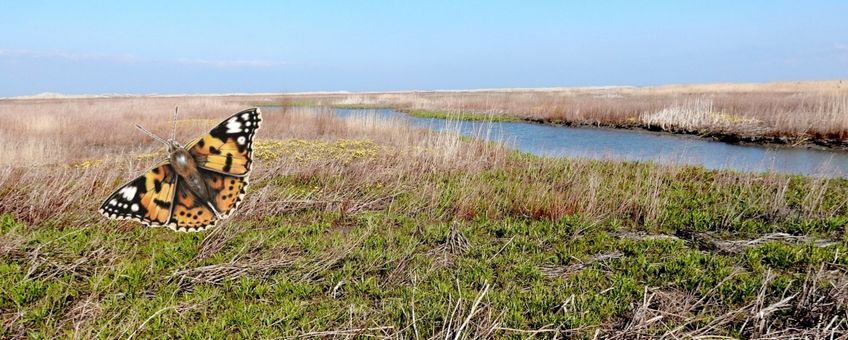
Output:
[[166, 139, 182, 153]]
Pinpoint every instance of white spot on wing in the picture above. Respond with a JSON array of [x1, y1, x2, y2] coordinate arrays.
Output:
[[119, 186, 137, 200], [237, 136, 246, 145], [242, 113, 250, 120], [131, 204, 139, 212], [226, 117, 242, 133], [109, 199, 118, 206]]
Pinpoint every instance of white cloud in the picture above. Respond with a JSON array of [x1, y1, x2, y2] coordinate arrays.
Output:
[[0, 48, 287, 68], [834, 43, 848, 51], [0, 48, 141, 63]]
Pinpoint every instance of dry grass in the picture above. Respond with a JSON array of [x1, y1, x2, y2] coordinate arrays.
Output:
[[0, 97, 507, 226], [1, 96, 844, 232], [0, 97, 244, 166], [258, 80, 848, 146]]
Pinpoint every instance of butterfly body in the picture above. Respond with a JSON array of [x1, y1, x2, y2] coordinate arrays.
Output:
[[99, 108, 261, 232], [169, 148, 213, 205]]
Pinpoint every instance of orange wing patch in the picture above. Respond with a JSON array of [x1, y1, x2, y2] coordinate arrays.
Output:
[[169, 184, 219, 232], [186, 108, 261, 176], [202, 169, 249, 219], [140, 165, 178, 223], [189, 136, 251, 175], [99, 162, 177, 226]]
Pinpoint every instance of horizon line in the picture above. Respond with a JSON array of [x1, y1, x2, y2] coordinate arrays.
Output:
[[3, 79, 846, 100]]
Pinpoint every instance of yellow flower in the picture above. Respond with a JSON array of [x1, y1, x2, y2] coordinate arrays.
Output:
[[253, 139, 382, 164]]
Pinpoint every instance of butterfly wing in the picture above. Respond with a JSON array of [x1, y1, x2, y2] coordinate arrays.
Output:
[[99, 161, 178, 226], [168, 181, 221, 232], [168, 168, 250, 232], [202, 169, 249, 219], [186, 108, 262, 176]]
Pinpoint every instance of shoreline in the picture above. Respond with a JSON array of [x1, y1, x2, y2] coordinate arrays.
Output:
[[261, 103, 848, 151], [520, 117, 848, 151]]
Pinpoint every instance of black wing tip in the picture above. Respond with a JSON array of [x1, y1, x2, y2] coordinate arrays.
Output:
[[235, 107, 261, 115], [243, 107, 262, 121]]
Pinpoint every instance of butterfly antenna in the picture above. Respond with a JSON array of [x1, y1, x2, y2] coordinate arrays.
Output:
[[135, 124, 170, 147], [172, 106, 178, 142]]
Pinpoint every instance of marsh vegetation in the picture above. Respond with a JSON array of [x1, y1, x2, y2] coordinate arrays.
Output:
[[258, 80, 848, 149], [0, 96, 847, 338]]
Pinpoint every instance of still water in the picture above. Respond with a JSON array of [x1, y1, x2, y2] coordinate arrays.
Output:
[[333, 108, 848, 178]]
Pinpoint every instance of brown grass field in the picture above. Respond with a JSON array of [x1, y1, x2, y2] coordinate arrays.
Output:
[[1, 93, 847, 338], [253, 80, 848, 148]]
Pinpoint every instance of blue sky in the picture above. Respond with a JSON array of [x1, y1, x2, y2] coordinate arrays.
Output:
[[1, 1, 846, 96]]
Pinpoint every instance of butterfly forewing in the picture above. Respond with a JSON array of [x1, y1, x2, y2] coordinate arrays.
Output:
[[99, 162, 178, 226], [187, 108, 261, 176]]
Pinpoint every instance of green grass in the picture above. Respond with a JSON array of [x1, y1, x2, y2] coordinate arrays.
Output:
[[2, 153, 847, 338], [403, 109, 523, 122]]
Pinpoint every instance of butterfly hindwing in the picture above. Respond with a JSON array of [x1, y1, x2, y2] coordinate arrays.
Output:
[[187, 108, 261, 176], [99, 162, 178, 226], [169, 182, 220, 232], [167, 169, 249, 232], [202, 169, 249, 219]]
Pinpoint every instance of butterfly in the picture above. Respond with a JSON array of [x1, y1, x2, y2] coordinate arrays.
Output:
[[99, 108, 262, 232]]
